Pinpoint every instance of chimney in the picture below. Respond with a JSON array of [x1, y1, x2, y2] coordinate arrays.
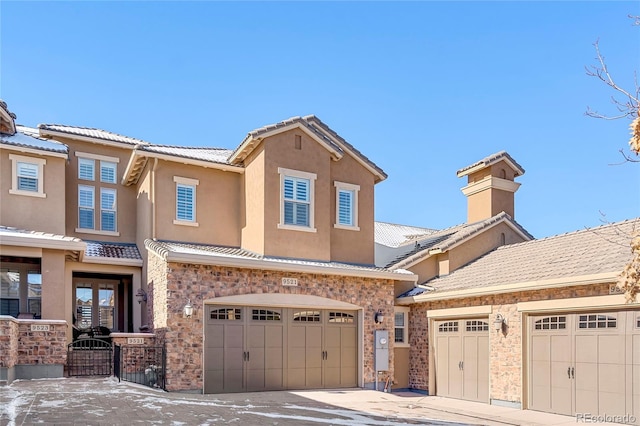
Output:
[[456, 151, 524, 223]]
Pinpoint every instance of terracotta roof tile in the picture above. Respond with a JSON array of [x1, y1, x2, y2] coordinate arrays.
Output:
[[38, 124, 150, 146], [139, 145, 233, 165], [84, 241, 142, 260]]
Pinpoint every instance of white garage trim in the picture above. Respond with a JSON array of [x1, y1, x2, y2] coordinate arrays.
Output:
[[517, 294, 636, 312], [204, 294, 361, 310], [427, 305, 493, 318]]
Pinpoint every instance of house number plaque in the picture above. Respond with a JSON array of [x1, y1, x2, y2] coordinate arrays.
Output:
[[282, 278, 298, 287], [127, 337, 145, 345], [31, 324, 50, 332]]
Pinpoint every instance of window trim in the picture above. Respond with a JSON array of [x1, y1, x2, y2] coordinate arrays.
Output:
[[173, 176, 199, 226], [277, 167, 317, 233], [77, 185, 95, 230], [78, 157, 95, 181], [100, 188, 117, 232], [8, 154, 46, 198], [334, 181, 360, 231], [394, 306, 410, 347], [100, 161, 117, 184]]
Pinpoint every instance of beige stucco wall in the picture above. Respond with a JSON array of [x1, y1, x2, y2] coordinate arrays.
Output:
[[465, 159, 519, 222], [407, 282, 614, 403], [241, 145, 266, 254], [153, 160, 241, 246], [0, 148, 66, 234], [41, 250, 66, 320], [52, 137, 138, 242]]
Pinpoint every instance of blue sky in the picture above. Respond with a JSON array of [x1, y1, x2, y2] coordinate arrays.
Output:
[[2, 1, 639, 239]]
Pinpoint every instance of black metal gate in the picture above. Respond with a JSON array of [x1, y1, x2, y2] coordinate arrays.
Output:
[[115, 344, 166, 390], [67, 338, 113, 376]]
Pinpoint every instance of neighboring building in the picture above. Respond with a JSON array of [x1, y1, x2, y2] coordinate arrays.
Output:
[[1, 100, 637, 424]]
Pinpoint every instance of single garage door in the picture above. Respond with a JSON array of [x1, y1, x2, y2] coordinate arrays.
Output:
[[434, 318, 489, 403], [204, 305, 357, 393], [529, 310, 639, 424]]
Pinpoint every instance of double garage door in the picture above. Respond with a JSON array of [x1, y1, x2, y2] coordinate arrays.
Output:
[[434, 318, 490, 402], [204, 305, 357, 393], [529, 310, 640, 423]]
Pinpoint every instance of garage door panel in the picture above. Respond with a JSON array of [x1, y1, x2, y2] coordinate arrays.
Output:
[[531, 335, 550, 362], [435, 336, 450, 396], [288, 368, 306, 388], [265, 368, 283, 389], [224, 367, 244, 393], [597, 335, 626, 365], [204, 370, 224, 393], [206, 324, 225, 348]]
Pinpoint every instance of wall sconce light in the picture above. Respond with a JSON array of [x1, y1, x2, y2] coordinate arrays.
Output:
[[183, 299, 194, 318], [494, 313, 505, 332], [135, 289, 147, 304], [374, 309, 384, 324]]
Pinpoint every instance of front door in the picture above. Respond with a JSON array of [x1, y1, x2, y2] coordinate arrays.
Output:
[[74, 280, 118, 330]]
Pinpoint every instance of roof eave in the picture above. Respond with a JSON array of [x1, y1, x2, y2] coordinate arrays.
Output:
[[411, 272, 619, 302], [141, 150, 244, 174], [0, 232, 86, 252], [83, 256, 143, 267], [0, 142, 68, 159], [456, 155, 525, 178], [38, 128, 143, 149]]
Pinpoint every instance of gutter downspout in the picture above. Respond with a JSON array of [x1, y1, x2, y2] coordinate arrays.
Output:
[[151, 158, 158, 240]]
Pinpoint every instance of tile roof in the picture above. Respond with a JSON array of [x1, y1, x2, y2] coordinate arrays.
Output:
[[1, 126, 68, 154], [38, 124, 150, 146], [385, 212, 533, 268], [456, 150, 525, 177], [412, 218, 640, 295], [145, 240, 414, 277], [139, 145, 233, 165], [375, 222, 437, 248], [84, 240, 142, 261]]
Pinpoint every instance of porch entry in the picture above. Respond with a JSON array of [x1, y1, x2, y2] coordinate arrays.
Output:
[[204, 305, 358, 393], [72, 272, 133, 332], [433, 318, 490, 403], [529, 310, 639, 424]]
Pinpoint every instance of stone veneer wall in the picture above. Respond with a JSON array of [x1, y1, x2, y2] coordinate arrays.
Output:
[[0, 316, 67, 385], [408, 282, 613, 403], [147, 254, 396, 392]]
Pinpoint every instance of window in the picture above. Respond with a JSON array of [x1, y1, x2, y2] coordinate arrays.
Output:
[[1, 260, 42, 318], [334, 181, 360, 230], [293, 310, 321, 322], [252, 309, 281, 321], [329, 311, 355, 324], [8, 154, 46, 198], [78, 185, 95, 229], [578, 314, 616, 329], [100, 161, 117, 184], [534, 316, 567, 330], [78, 158, 95, 181], [394, 308, 409, 344], [173, 176, 199, 226], [438, 321, 459, 333], [278, 168, 316, 232], [466, 320, 489, 332], [210, 308, 242, 320], [100, 189, 117, 232]]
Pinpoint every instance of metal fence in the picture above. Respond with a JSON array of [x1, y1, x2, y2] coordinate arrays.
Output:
[[115, 344, 166, 390], [67, 338, 113, 376]]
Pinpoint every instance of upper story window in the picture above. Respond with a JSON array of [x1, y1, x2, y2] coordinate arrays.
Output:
[[78, 185, 95, 229], [78, 158, 95, 181], [8, 154, 46, 198], [100, 161, 117, 184], [334, 181, 360, 231], [100, 188, 117, 232], [173, 176, 199, 227], [277, 168, 316, 232]]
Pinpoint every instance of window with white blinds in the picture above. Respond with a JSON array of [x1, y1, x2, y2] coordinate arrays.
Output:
[[334, 181, 360, 230], [78, 158, 95, 181], [100, 188, 117, 231], [17, 162, 39, 192], [283, 176, 310, 226], [78, 185, 95, 229], [9, 154, 46, 197], [100, 161, 117, 184]]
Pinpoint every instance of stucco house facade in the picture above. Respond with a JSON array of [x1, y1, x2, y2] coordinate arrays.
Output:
[[1, 100, 638, 423]]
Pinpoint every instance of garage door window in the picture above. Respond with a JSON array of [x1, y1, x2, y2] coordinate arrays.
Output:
[[466, 320, 489, 332], [328, 312, 354, 323], [637, 316, 640, 328], [577, 314, 616, 329], [438, 321, 458, 332], [293, 310, 320, 322], [210, 308, 242, 320], [534, 316, 566, 330], [251, 309, 281, 321]]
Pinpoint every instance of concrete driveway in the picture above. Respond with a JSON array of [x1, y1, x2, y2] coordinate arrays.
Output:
[[0, 377, 618, 425]]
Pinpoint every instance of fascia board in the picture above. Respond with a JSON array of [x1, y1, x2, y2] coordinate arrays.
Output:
[[82, 256, 143, 267], [0, 143, 68, 159], [456, 157, 524, 178], [121, 151, 147, 186], [143, 151, 244, 173], [323, 137, 387, 183], [0, 233, 86, 251], [410, 272, 619, 302], [38, 129, 142, 149], [461, 176, 521, 197], [165, 251, 416, 282]]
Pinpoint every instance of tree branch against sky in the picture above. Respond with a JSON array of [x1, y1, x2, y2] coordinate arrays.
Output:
[[585, 14, 640, 302]]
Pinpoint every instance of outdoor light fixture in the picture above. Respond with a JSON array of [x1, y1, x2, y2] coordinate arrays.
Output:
[[494, 313, 505, 332], [135, 289, 147, 304], [183, 299, 194, 318], [374, 309, 384, 324]]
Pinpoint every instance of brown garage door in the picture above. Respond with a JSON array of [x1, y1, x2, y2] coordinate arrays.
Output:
[[529, 310, 638, 424], [434, 318, 489, 403], [205, 306, 357, 393]]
